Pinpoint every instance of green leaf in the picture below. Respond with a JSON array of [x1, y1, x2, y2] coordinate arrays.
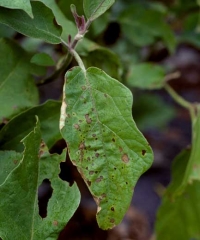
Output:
[[132, 94, 175, 131], [60, 66, 153, 229], [156, 149, 200, 240], [119, 4, 176, 53], [83, 0, 115, 21], [0, 100, 62, 152], [0, 0, 33, 18], [0, 38, 39, 123], [0, 151, 22, 185], [0, 1, 62, 44], [31, 52, 55, 67], [82, 47, 121, 79], [0, 120, 80, 240], [126, 63, 166, 89]]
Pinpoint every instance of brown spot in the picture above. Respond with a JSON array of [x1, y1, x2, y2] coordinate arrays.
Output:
[[85, 114, 92, 124], [111, 207, 115, 211], [96, 176, 103, 183], [81, 86, 86, 90], [112, 138, 115, 142], [79, 120, 83, 123], [95, 153, 99, 158], [53, 220, 58, 226], [91, 108, 94, 111], [92, 134, 96, 137], [89, 171, 94, 175], [74, 124, 80, 130], [122, 154, 129, 163], [119, 147, 123, 152], [110, 218, 115, 223], [104, 93, 108, 98], [114, 167, 116, 170], [13, 160, 18, 165], [87, 157, 91, 161], [87, 180, 91, 186], [142, 150, 146, 156], [79, 142, 85, 150], [101, 193, 106, 198]]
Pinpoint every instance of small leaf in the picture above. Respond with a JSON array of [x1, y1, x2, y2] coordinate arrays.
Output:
[[126, 63, 166, 90], [0, 120, 80, 239], [0, 0, 33, 18], [60, 66, 153, 229], [31, 52, 55, 67], [0, 100, 62, 152], [0, 38, 39, 123], [83, 0, 115, 21], [0, 1, 62, 44]]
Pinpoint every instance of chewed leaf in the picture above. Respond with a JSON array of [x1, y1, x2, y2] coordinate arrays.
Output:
[[60, 66, 153, 229]]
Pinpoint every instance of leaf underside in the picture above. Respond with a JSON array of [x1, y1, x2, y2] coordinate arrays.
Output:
[[60, 66, 153, 229]]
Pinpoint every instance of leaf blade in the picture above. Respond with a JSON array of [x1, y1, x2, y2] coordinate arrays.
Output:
[[83, 0, 115, 21], [60, 66, 153, 229]]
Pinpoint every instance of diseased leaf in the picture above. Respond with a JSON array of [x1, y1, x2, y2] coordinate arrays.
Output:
[[83, 0, 115, 21], [156, 149, 200, 240], [0, 120, 80, 240], [0, 100, 62, 152], [0, 0, 33, 18], [60, 66, 153, 229], [31, 52, 55, 67], [126, 63, 166, 89], [0, 38, 38, 123], [0, 1, 62, 44]]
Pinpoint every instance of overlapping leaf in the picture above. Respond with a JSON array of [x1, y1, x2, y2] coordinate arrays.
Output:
[[60, 66, 153, 229], [0, 0, 33, 17], [0, 38, 38, 123], [0, 1, 62, 44], [0, 120, 80, 240], [0, 100, 62, 152]]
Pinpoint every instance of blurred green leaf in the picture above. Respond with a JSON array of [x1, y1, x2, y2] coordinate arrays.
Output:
[[60, 66, 153, 229], [133, 94, 175, 131], [31, 52, 55, 66], [119, 4, 176, 53], [0, 23, 15, 38], [0, 1, 62, 44], [83, 0, 115, 21], [0, 38, 39, 123], [0, 0, 33, 18], [0, 120, 80, 240], [0, 100, 62, 152], [82, 47, 121, 79], [126, 63, 166, 89], [156, 149, 200, 240]]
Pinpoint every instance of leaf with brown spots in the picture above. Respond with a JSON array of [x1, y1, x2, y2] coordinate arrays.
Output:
[[60, 66, 153, 230]]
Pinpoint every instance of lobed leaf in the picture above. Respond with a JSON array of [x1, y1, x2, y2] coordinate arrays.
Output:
[[0, 100, 62, 152], [126, 63, 166, 90], [60, 66, 153, 229], [0, 1, 62, 44], [0, 0, 33, 18], [83, 0, 115, 21], [0, 38, 38, 123], [0, 120, 80, 240]]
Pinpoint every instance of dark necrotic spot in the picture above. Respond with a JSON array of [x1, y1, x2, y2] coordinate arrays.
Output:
[[142, 150, 146, 156], [111, 207, 115, 211]]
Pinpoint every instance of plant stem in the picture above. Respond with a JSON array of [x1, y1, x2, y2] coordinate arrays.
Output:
[[164, 83, 192, 110]]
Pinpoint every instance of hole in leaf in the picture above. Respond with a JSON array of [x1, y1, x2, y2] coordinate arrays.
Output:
[[142, 150, 146, 156], [38, 179, 53, 218]]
